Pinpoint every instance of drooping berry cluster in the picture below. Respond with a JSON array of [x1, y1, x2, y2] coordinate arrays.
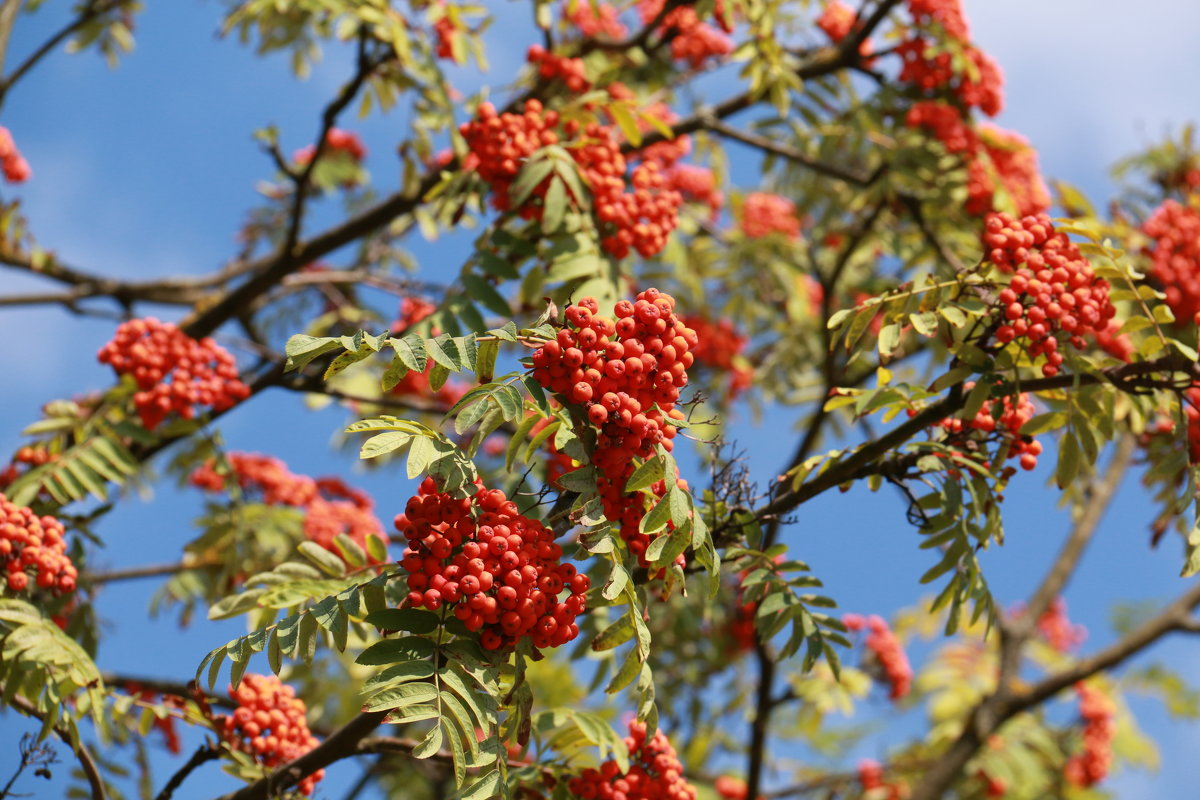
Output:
[[460, 100, 683, 259], [219, 674, 324, 796], [983, 213, 1118, 377], [0, 126, 30, 183], [898, 0, 1003, 118], [0, 493, 76, 595], [97, 318, 251, 430], [565, 0, 628, 39], [1142, 199, 1200, 325], [529, 291, 696, 564], [527, 44, 590, 91], [843, 613, 912, 701], [636, 0, 733, 69], [395, 477, 588, 651], [433, 5, 463, 62], [190, 453, 384, 563], [740, 192, 802, 240], [937, 385, 1042, 471], [681, 315, 753, 400], [293, 128, 367, 166], [1064, 681, 1115, 788], [1036, 597, 1087, 653], [567, 720, 697, 800]]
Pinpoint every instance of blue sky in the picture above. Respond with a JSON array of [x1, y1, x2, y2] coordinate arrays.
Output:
[[2, 1, 1200, 798]]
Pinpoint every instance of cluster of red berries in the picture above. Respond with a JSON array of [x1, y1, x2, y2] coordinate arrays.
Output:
[[680, 315, 753, 400], [0, 126, 30, 183], [97, 318, 251, 430], [0, 493, 76, 595], [219, 674, 324, 796], [667, 164, 723, 216], [843, 613, 912, 701], [815, 1, 874, 60], [527, 44, 590, 91], [395, 477, 588, 651], [937, 385, 1041, 471], [190, 453, 384, 563], [1064, 681, 1115, 788], [857, 759, 908, 800], [529, 291, 695, 564], [1142, 199, 1200, 325], [636, 0, 733, 69], [433, 6, 463, 62], [293, 128, 367, 166], [1036, 597, 1087, 653], [567, 720, 697, 800], [898, 0, 1002, 117], [0, 445, 56, 490], [906, 0, 969, 39], [906, 100, 977, 154], [460, 100, 682, 259], [740, 192, 802, 240], [565, 0, 628, 39], [983, 213, 1117, 377], [965, 125, 1052, 218]]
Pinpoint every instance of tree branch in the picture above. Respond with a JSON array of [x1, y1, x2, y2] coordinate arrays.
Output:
[[155, 744, 221, 800], [9, 695, 106, 800], [212, 711, 386, 800]]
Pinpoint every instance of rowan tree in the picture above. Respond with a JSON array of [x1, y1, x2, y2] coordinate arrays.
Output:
[[1, 1, 1200, 799]]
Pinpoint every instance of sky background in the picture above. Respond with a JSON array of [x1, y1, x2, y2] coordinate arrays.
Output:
[[2, 0, 1200, 798]]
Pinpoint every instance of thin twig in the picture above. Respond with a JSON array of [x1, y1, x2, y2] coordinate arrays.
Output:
[[9, 695, 106, 800], [154, 744, 220, 800]]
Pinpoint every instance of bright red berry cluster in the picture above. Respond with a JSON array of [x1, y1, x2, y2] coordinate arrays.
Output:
[[906, 0, 969, 39], [0, 126, 30, 183], [219, 674, 324, 796], [714, 775, 749, 800], [460, 100, 682, 259], [1036, 597, 1087, 653], [0, 493, 76, 595], [637, 0, 733, 68], [843, 613, 912, 700], [898, 0, 1003, 117], [190, 453, 384, 562], [0, 446, 56, 491], [97, 318, 251, 430], [1064, 681, 1115, 788], [983, 213, 1118, 377], [937, 385, 1042, 471], [433, 6, 463, 62], [567, 720, 697, 800], [681, 315, 753, 400], [529, 291, 695, 564], [527, 44, 590, 91], [906, 100, 977, 154], [857, 759, 907, 800], [667, 164, 723, 216], [1142, 198, 1200, 325], [965, 124, 1052, 218], [740, 192, 802, 240], [565, 0, 628, 39], [394, 477, 588, 652], [815, 1, 873, 60], [293, 128, 367, 166]]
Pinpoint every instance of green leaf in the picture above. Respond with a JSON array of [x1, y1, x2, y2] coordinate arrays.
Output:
[[625, 455, 665, 493], [475, 339, 500, 384], [357, 636, 437, 665], [297, 542, 347, 577], [363, 681, 438, 711], [391, 335, 428, 372], [413, 722, 444, 759], [591, 613, 636, 651], [425, 334, 461, 371], [364, 609, 440, 634], [285, 335, 343, 372]]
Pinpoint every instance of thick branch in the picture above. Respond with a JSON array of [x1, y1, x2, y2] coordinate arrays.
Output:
[[213, 711, 386, 800]]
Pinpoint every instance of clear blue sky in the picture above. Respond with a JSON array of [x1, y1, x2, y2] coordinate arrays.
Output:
[[2, 1, 1200, 798]]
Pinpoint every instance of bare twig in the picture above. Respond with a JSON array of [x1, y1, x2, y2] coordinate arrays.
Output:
[[155, 744, 221, 800], [9, 695, 106, 800]]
